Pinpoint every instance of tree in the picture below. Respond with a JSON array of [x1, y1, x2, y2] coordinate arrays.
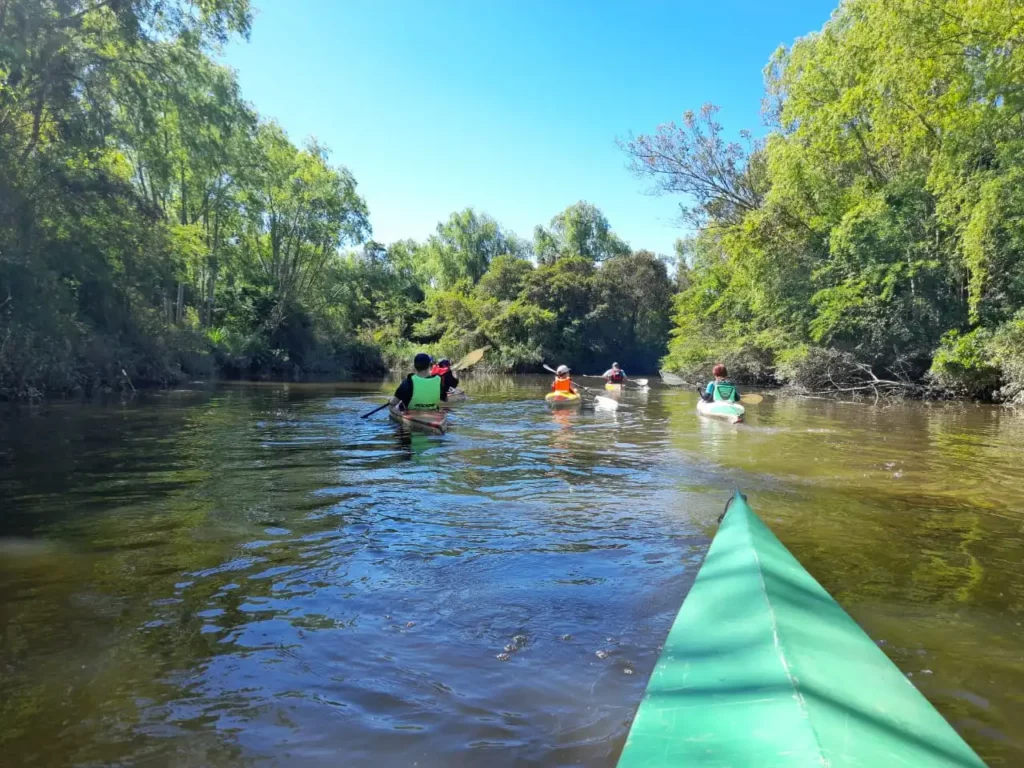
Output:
[[594, 250, 674, 369], [620, 104, 767, 227], [421, 209, 520, 289], [238, 123, 370, 329], [534, 202, 629, 264]]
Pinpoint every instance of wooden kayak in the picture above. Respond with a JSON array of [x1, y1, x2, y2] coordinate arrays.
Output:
[[387, 404, 448, 433], [697, 397, 745, 423], [617, 492, 986, 768], [445, 388, 467, 403], [545, 391, 582, 408]]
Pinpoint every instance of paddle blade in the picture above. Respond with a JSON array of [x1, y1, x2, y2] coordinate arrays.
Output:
[[740, 393, 763, 405], [633, 379, 649, 387], [453, 345, 491, 371], [659, 369, 686, 386]]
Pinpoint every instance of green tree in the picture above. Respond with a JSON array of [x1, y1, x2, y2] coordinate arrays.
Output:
[[534, 202, 629, 264]]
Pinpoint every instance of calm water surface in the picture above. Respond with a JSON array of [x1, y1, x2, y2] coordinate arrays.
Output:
[[1, 377, 1022, 766]]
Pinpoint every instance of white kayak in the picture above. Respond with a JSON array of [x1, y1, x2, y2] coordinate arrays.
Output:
[[697, 398, 745, 423]]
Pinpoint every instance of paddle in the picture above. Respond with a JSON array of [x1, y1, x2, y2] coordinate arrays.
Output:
[[542, 364, 618, 410], [660, 369, 687, 386], [697, 385, 764, 406], [452, 345, 490, 371], [361, 401, 390, 419]]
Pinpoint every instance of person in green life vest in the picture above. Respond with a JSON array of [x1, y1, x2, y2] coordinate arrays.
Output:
[[390, 352, 448, 410], [704, 363, 740, 403]]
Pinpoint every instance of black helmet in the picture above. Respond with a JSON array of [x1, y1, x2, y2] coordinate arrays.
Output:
[[414, 352, 432, 370]]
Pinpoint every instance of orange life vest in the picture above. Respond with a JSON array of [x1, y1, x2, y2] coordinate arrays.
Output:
[[552, 376, 573, 392]]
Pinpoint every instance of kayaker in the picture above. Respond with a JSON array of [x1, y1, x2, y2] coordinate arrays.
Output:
[[430, 358, 460, 394], [552, 365, 579, 394], [390, 352, 448, 410], [704, 363, 740, 403], [602, 362, 627, 384]]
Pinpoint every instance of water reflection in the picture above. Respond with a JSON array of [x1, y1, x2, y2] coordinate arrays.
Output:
[[0, 378, 1021, 766]]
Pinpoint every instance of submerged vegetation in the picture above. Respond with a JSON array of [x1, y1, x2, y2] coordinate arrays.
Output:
[[2, 0, 1022, 402]]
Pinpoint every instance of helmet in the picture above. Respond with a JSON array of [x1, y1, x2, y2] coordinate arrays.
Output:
[[414, 352, 433, 370], [556, 364, 570, 376], [438, 359, 451, 368]]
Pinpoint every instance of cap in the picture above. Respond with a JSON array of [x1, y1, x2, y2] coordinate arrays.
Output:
[[556, 364, 570, 375], [612, 362, 620, 367], [438, 359, 451, 368], [414, 352, 433, 370]]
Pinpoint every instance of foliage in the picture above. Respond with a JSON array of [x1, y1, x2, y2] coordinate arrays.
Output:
[[631, 0, 1024, 400]]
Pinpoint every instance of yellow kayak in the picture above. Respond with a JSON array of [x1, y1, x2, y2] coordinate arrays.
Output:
[[545, 391, 582, 408], [604, 382, 624, 392]]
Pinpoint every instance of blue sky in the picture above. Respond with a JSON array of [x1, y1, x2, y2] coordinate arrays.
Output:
[[222, 0, 837, 256]]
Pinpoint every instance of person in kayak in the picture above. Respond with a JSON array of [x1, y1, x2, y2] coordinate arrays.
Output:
[[704, 363, 740, 403], [602, 362, 627, 384], [390, 352, 448, 410], [430, 358, 460, 394], [552, 365, 579, 394]]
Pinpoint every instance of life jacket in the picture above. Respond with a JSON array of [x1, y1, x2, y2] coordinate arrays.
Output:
[[553, 376, 574, 392], [712, 381, 738, 402], [409, 374, 442, 409], [609, 370, 625, 383], [430, 364, 450, 377]]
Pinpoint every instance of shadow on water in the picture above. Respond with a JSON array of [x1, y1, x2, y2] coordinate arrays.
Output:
[[1, 376, 1022, 766]]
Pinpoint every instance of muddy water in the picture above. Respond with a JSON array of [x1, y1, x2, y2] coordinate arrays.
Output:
[[1, 378, 1021, 766]]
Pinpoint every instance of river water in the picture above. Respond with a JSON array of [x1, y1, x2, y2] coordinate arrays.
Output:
[[1, 377, 1021, 766]]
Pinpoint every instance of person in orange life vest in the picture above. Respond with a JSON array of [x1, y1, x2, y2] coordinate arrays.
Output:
[[389, 352, 448, 410], [602, 362, 626, 383], [430, 358, 460, 393], [551, 364, 579, 394]]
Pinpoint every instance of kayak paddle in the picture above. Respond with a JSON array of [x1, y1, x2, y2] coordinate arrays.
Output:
[[696, 385, 763, 406], [361, 402, 390, 418], [580, 385, 619, 410], [660, 369, 687, 386], [452, 345, 491, 371]]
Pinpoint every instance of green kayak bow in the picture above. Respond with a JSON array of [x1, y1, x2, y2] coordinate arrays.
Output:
[[618, 492, 985, 768]]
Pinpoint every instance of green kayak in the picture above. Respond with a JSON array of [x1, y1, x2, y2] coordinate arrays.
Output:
[[617, 492, 985, 768]]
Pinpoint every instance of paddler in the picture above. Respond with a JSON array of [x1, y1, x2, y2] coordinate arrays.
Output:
[[602, 362, 627, 384], [430, 358, 460, 394], [704, 363, 740, 403], [390, 352, 448, 410], [552, 364, 579, 395]]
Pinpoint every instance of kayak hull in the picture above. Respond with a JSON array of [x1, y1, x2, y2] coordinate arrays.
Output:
[[604, 382, 625, 392], [446, 388, 467, 403], [545, 391, 582, 408], [697, 397, 745, 423], [617, 493, 986, 768], [387, 405, 448, 433]]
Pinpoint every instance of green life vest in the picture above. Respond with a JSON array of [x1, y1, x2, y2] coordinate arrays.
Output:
[[712, 381, 738, 402], [409, 374, 442, 409]]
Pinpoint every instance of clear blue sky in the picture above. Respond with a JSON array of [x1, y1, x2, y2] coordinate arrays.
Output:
[[222, 0, 837, 256]]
